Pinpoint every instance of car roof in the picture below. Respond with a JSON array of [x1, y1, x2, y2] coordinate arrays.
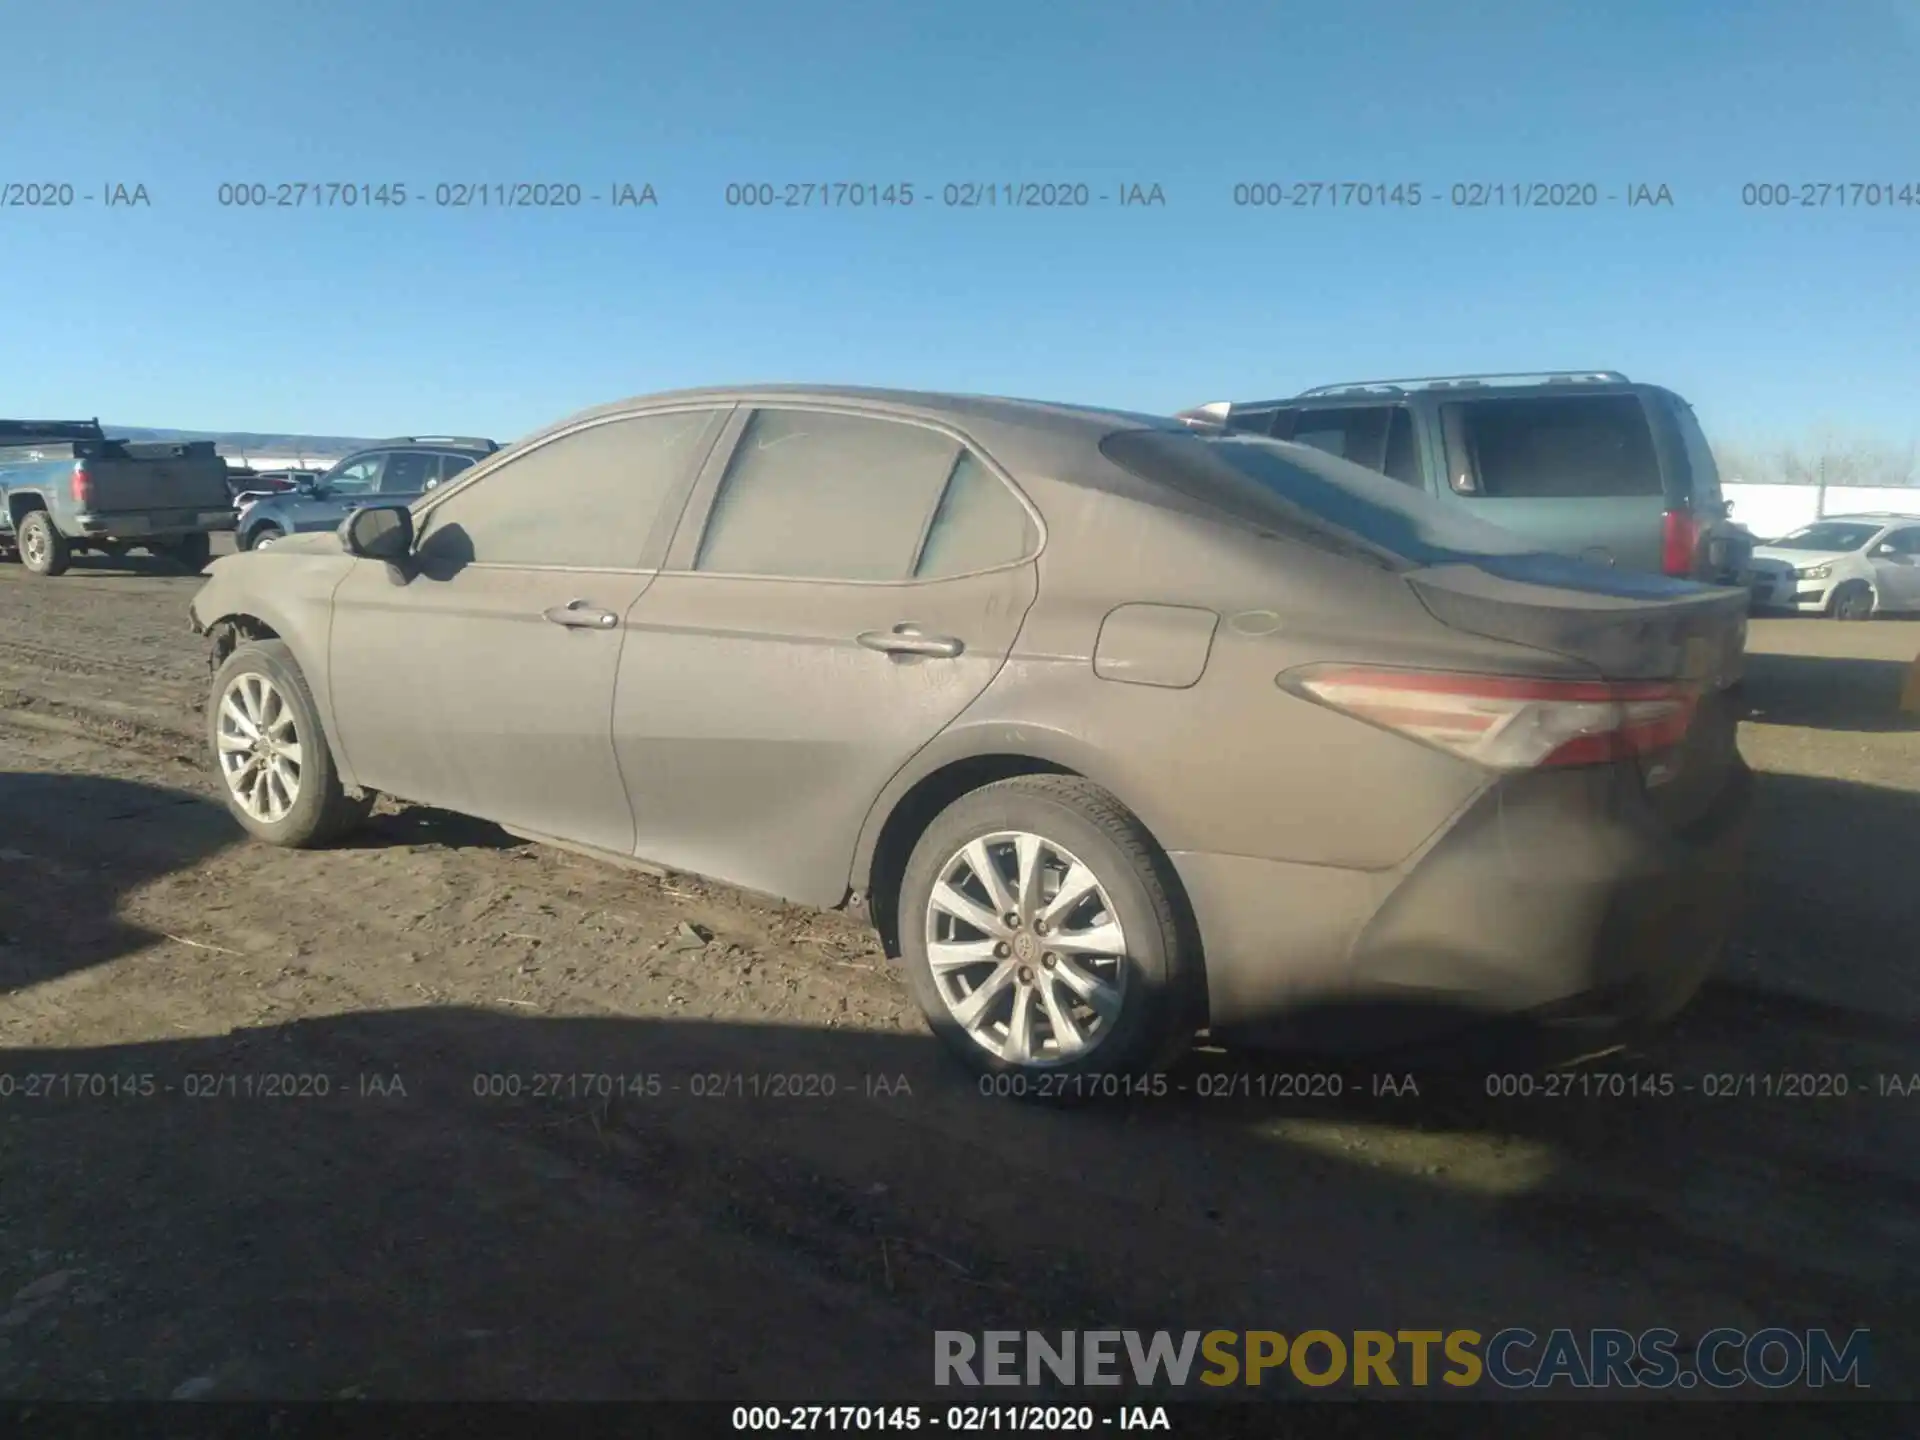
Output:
[[329, 440, 494, 465], [558, 383, 1172, 428], [1202, 373, 1680, 411], [1800, 513, 1916, 524], [370, 440, 496, 451], [503, 385, 1188, 467]]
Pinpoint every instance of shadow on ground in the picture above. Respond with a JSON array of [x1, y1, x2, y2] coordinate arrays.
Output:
[[0, 771, 1914, 1418], [0, 773, 237, 995], [1740, 651, 1919, 734], [13, 551, 206, 579], [0, 774, 524, 992]]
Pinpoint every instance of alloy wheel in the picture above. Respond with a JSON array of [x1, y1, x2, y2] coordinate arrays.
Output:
[[216, 672, 304, 823], [924, 831, 1129, 1066]]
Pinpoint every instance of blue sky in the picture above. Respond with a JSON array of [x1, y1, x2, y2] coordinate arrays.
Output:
[[2, 0, 1916, 448]]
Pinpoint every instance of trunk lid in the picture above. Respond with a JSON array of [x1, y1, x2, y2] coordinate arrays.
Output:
[[76, 440, 231, 514], [1406, 553, 1747, 829]]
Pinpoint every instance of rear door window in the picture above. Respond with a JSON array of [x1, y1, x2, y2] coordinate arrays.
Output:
[[1442, 395, 1661, 498], [378, 451, 434, 494], [426, 453, 478, 490], [693, 409, 962, 581], [913, 452, 1038, 578]]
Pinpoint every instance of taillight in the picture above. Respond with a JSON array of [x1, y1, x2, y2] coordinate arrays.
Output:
[[1283, 666, 1697, 770], [71, 460, 92, 507], [1660, 508, 1698, 577]]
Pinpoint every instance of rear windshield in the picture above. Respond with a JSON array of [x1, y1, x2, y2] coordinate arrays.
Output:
[[1770, 521, 1881, 552], [1442, 394, 1662, 499], [1099, 427, 1540, 570]]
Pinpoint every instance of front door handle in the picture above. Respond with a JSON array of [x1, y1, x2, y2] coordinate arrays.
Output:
[[856, 623, 965, 658], [543, 599, 619, 630]]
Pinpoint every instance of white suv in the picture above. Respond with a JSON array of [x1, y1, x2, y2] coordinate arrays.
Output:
[[1749, 513, 1920, 619]]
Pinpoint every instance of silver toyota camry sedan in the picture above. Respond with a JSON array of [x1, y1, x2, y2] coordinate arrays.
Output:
[[189, 385, 1752, 1083]]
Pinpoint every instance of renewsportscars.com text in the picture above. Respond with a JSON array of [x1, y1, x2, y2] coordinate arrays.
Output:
[[934, 1328, 1871, 1390]]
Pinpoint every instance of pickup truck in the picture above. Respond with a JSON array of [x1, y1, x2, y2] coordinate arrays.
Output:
[[0, 419, 235, 576]]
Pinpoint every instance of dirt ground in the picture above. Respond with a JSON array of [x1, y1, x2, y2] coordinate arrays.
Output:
[[1, 542, 1917, 1418]]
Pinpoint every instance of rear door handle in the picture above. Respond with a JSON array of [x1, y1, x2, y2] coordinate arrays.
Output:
[[543, 599, 620, 630], [857, 623, 965, 658]]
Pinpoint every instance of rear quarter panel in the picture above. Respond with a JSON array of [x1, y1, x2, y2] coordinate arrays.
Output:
[[0, 463, 78, 530], [857, 485, 1563, 882]]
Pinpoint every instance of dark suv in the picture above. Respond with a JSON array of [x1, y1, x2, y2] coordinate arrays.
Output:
[[1178, 372, 1753, 586], [235, 437, 498, 551]]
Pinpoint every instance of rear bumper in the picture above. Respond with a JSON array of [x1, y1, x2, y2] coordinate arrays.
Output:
[[74, 509, 236, 537], [1175, 759, 1753, 1059]]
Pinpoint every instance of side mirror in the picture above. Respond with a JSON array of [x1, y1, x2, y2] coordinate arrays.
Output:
[[340, 505, 413, 560]]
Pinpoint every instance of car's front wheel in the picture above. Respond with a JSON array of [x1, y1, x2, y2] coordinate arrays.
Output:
[[1829, 580, 1875, 621], [208, 640, 372, 847], [247, 525, 285, 551], [898, 775, 1199, 1090]]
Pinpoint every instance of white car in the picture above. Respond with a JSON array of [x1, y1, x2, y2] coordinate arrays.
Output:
[[1749, 514, 1920, 620]]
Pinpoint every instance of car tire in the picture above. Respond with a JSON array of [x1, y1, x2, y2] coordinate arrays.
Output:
[[17, 510, 70, 576], [1829, 581, 1875, 621], [248, 525, 285, 551], [208, 639, 372, 848], [897, 775, 1200, 1093]]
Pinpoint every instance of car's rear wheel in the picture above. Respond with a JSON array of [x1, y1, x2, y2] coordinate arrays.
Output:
[[208, 640, 372, 847], [1829, 581, 1875, 621], [17, 511, 70, 576], [898, 776, 1198, 1091], [248, 525, 285, 551]]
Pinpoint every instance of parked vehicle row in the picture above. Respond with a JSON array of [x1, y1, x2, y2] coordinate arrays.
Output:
[[235, 438, 497, 550], [189, 384, 1754, 1087], [0, 418, 233, 575], [225, 464, 324, 510]]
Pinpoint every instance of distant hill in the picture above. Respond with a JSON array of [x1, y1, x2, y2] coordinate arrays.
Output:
[[106, 425, 382, 460]]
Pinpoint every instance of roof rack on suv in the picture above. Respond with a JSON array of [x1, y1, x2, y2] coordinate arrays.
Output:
[[384, 435, 498, 450], [1296, 371, 1629, 398]]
